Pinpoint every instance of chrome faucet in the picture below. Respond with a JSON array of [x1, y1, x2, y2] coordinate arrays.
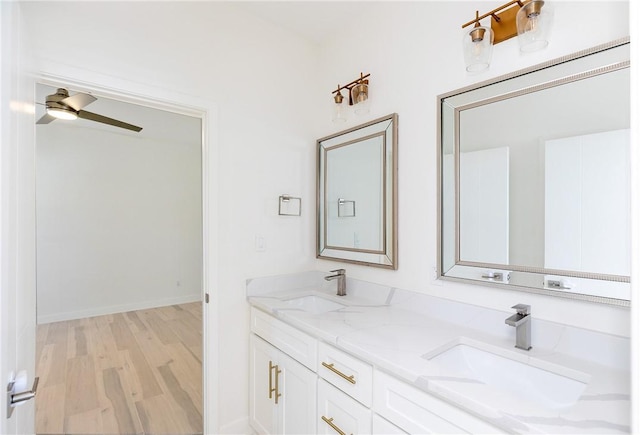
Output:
[[324, 269, 346, 296], [505, 304, 532, 350]]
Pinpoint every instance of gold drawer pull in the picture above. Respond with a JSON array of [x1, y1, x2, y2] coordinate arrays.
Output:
[[321, 362, 356, 384], [268, 361, 282, 404], [321, 416, 352, 435]]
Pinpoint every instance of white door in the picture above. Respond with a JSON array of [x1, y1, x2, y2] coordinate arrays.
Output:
[[1, 2, 37, 433], [545, 129, 631, 275], [459, 147, 510, 264]]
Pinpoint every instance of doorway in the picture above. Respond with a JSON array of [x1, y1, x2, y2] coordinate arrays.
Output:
[[33, 83, 204, 434]]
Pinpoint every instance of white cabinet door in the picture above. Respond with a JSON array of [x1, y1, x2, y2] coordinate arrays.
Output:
[[249, 334, 279, 434], [280, 351, 317, 434], [317, 379, 372, 435], [250, 334, 317, 434]]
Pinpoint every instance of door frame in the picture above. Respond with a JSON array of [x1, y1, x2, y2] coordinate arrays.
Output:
[[34, 61, 220, 433]]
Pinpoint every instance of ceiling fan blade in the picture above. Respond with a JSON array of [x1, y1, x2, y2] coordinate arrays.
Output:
[[77, 110, 143, 132], [61, 92, 97, 111], [36, 113, 57, 124]]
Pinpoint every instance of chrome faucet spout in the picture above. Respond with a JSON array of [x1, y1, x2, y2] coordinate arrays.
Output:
[[324, 269, 346, 296], [505, 304, 532, 351], [505, 312, 529, 327]]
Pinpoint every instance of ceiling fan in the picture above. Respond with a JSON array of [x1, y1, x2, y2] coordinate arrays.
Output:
[[36, 88, 143, 132]]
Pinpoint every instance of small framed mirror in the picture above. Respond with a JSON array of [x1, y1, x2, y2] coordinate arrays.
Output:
[[317, 114, 398, 269]]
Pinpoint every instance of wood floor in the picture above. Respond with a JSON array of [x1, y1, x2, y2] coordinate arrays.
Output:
[[35, 303, 203, 435]]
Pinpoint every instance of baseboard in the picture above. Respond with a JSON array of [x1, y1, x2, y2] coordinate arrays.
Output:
[[218, 417, 253, 435], [37, 293, 201, 324]]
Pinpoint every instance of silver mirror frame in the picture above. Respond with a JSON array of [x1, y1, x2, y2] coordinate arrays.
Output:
[[437, 38, 630, 306], [317, 113, 398, 269]]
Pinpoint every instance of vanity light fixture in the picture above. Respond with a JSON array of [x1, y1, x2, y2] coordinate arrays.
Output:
[[461, 0, 552, 70], [332, 85, 348, 123], [331, 72, 370, 122], [516, 1, 553, 52], [462, 11, 494, 72]]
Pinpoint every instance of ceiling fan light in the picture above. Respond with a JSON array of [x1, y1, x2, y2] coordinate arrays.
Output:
[[47, 106, 77, 120]]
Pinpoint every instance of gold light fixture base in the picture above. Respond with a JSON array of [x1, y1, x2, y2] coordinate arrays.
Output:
[[491, 3, 521, 44], [462, 0, 537, 45]]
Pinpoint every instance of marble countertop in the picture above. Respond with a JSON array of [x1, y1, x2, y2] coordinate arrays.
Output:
[[246, 279, 630, 434]]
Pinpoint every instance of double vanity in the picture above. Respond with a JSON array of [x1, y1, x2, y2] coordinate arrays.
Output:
[[246, 271, 630, 434], [245, 36, 633, 435]]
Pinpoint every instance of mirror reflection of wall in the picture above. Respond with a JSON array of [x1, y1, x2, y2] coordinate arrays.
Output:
[[326, 134, 384, 251], [458, 67, 630, 273]]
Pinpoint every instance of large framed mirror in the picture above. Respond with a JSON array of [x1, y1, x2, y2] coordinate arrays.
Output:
[[317, 113, 398, 269], [438, 38, 630, 306]]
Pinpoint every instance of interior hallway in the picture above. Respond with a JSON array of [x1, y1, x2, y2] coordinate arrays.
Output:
[[35, 302, 203, 434]]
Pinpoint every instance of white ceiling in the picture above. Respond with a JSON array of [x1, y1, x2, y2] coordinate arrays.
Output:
[[236, 1, 381, 45], [34, 2, 379, 135]]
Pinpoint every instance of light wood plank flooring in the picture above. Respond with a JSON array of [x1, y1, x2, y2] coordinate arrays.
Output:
[[35, 303, 203, 435]]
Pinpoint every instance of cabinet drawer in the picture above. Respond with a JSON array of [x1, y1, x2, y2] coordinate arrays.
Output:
[[318, 342, 373, 407], [317, 379, 371, 435], [373, 370, 504, 434], [251, 307, 317, 371]]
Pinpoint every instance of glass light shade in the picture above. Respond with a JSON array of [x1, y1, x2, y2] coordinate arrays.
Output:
[[517, 0, 553, 53], [332, 98, 348, 123], [462, 25, 494, 72], [351, 83, 370, 115], [47, 107, 77, 120]]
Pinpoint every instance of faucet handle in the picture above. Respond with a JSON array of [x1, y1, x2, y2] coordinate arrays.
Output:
[[330, 269, 345, 275], [511, 304, 531, 315]]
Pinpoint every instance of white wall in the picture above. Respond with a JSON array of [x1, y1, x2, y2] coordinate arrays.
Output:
[[35, 107, 202, 323], [315, 1, 632, 337], [20, 2, 321, 431]]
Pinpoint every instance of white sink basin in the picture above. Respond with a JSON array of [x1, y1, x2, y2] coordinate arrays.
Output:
[[425, 340, 588, 409], [282, 295, 346, 315]]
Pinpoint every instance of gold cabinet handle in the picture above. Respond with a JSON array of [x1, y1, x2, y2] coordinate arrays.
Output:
[[321, 416, 352, 435], [273, 363, 282, 404], [321, 362, 356, 384], [268, 361, 282, 404], [268, 361, 274, 399]]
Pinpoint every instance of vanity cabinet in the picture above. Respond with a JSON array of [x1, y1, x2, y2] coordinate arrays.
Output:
[[249, 307, 505, 435], [249, 334, 317, 434]]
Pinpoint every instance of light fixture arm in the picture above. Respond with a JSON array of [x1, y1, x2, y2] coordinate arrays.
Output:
[[461, 0, 525, 29]]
